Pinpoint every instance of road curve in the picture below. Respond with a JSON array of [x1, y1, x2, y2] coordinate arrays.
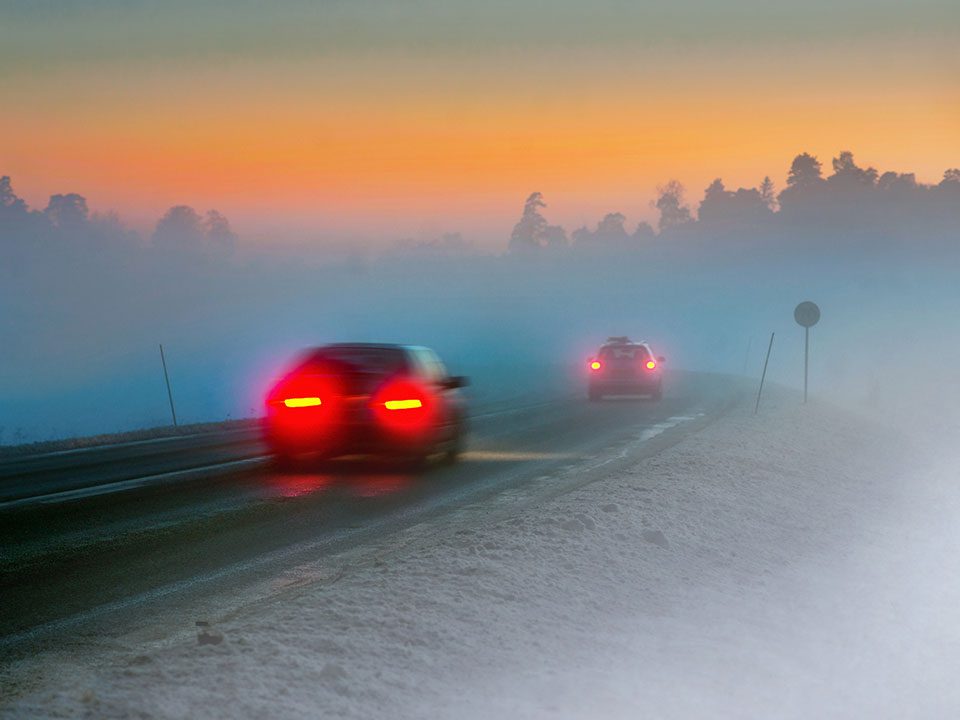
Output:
[[0, 371, 743, 658]]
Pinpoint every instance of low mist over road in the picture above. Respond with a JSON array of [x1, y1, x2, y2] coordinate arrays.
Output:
[[3, 154, 959, 443]]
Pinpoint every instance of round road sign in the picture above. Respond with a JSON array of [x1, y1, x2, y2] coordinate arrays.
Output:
[[794, 301, 820, 328]]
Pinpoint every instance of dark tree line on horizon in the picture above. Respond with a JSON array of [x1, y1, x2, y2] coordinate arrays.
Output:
[[509, 151, 960, 254], [2, 150, 959, 266], [0, 177, 236, 267]]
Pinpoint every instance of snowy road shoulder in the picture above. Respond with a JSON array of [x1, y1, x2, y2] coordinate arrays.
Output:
[[5, 390, 960, 719]]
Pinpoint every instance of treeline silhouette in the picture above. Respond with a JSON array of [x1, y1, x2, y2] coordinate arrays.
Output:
[[3, 150, 958, 266], [1, 177, 235, 266], [508, 151, 960, 258]]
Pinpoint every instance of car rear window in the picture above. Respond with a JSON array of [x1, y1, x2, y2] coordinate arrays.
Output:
[[303, 346, 408, 375], [599, 345, 650, 362]]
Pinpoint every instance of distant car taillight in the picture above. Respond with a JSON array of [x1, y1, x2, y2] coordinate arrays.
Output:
[[645, 360, 657, 370], [589, 360, 602, 371]]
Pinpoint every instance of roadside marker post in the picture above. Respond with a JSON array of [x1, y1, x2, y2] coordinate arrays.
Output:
[[793, 301, 821, 404], [159, 343, 178, 427], [754, 332, 775, 415]]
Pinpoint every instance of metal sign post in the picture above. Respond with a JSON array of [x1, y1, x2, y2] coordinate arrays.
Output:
[[159, 343, 178, 427], [793, 301, 821, 404], [754, 332, 775, 415]]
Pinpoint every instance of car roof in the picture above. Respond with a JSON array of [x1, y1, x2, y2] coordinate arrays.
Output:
[[313, 343, 434, 356], [600, 337, 651, 348], [324, 342, 405, 350]]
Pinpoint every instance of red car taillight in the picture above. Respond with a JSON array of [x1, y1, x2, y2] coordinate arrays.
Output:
[[267, 373, 340, 438], [644, 360, 657, 370], [383, 398, 423, 410], [589, 360, 602, 371], [372, 378, 434, 434], [283, 396, 322, 408]]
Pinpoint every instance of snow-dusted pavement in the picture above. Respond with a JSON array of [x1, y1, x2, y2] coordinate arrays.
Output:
[[4, 391, 960, 719]]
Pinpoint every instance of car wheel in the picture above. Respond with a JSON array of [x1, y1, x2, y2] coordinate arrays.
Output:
[[441, 430, 464, 465], [271, 452, 296, 472]]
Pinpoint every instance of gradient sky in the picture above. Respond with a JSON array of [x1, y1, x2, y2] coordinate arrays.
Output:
[[2, 0, 958, 243]]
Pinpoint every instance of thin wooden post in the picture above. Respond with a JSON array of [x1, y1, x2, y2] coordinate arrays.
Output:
[[754, 332, 774, 415], [159, 343, 178, 427]]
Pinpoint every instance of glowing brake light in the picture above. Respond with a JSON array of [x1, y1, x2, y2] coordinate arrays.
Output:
[[590, 360, 602, 371], [645, 360, 657, 370], [384, 398, 423, 410], [266, 368, 340, 442], [283, 396, 322, 408], [373, 378, 433, 434]]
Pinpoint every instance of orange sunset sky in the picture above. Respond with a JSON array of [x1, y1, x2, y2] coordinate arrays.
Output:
[[2, 0, 957, 244]]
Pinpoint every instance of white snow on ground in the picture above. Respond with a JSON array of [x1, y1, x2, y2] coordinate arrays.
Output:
[[5, 392, 960, 719]]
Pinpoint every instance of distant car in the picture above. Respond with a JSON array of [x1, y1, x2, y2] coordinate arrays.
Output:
[[264, 343, 468, 465], [587, 336, 664, 401]]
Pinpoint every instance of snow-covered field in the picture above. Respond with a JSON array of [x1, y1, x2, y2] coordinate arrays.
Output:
[[4, 390, 960, 719]]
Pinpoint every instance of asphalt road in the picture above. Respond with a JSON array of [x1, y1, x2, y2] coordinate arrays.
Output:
[[0, 372, 743, 660]]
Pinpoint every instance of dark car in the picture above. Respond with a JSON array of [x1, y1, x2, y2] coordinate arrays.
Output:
[[587, 336, 664, 401], [264, 343, 468, 465]]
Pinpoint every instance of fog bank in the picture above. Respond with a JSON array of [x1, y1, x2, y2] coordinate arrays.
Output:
[[2, 153, 959, 443]]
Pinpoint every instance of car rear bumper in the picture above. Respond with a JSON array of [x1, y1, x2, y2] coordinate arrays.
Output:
[[263, 421, 442, 459], [589, 378, 661, 395]]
